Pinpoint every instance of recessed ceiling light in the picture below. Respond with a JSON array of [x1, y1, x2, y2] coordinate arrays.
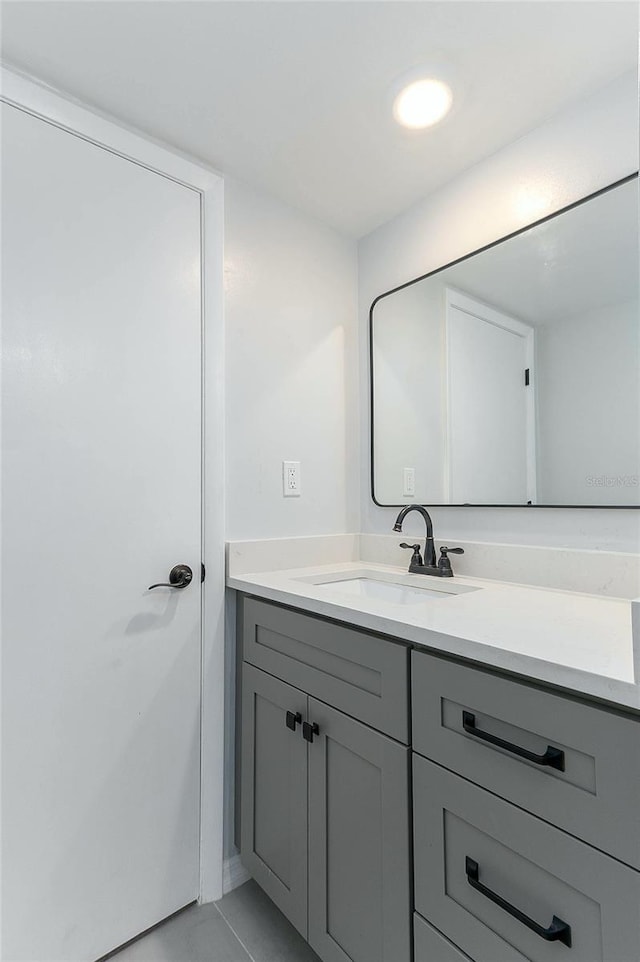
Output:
[[393, 78, 452, 129]]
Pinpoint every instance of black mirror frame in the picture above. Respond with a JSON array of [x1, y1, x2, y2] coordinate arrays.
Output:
[[369, 171, 640, 509]]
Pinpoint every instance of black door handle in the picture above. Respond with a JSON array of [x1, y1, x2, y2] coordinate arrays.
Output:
[[286, 711, 302, 731], [462, 711, 565, 771], [466, 857, 572, 947], [148, 564, 193, 590]]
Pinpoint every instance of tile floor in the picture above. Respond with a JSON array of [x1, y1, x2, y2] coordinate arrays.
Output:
[[109, 880, 321, 962]]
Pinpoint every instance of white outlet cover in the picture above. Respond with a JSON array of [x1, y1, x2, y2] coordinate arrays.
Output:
[[282, 460, 301, 497]]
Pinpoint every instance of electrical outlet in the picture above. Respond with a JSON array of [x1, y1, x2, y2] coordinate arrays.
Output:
[[403, 467, 416, 497], [283, 461, 301, 497]]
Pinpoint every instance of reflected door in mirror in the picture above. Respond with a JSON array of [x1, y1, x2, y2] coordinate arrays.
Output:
[[446, 291, 535, 505]]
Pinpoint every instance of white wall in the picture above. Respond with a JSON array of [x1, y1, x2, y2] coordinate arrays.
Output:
[[359, 71, 640, 550], [536, 298, 639, 505], [225, 177, 358, 540]]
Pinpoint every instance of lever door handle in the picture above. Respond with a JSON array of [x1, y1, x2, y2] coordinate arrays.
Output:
[[148, 564, 193, 590]]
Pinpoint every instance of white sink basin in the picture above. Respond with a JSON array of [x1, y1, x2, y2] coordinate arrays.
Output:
[[321, 577, 459, 604], [295, 571, 480, 606]]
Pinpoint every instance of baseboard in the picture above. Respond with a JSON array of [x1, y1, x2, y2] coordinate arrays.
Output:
[[222, 854, 251, 895]]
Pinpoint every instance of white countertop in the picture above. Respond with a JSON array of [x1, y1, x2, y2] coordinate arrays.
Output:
[[227, 560, 639, 711]]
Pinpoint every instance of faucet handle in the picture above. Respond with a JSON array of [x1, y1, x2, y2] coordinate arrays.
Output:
[[400, 542, 423, 567], [437, 546, 464, 577]]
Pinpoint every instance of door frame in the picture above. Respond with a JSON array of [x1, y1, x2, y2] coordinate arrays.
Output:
[[444, 287, 537, 504], [1, 65, 226, 903]]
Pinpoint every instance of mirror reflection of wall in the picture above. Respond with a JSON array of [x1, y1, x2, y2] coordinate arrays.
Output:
[[371, 175, 639, 507]]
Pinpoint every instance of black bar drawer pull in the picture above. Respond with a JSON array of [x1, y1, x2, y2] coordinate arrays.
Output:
[[462, 711, 565, 771], [285, 711, 302, 732], [466, 857, 572, 948]]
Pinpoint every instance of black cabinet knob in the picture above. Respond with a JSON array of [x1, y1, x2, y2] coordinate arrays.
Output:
[[302, 721, 319, 743], [286, 711, 302, 732]]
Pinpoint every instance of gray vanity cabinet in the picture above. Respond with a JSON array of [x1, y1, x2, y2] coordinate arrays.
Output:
[[240, 621, 411, 962], [238, 595, 640, 962]]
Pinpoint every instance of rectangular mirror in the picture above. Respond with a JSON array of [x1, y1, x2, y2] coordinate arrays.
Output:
[[370, 174, 639, 507]]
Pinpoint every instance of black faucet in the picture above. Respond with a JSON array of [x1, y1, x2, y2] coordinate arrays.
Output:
[[393, 505, 464, 577]]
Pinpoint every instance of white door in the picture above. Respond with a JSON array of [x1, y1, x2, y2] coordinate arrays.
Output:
[[445, 290, 535, 504], [2, 103, 203, 961]]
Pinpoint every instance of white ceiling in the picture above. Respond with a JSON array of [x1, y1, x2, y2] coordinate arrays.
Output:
[[1, 1, 637, 237]]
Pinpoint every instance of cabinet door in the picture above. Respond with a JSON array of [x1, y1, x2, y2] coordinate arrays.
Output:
[[307, 699, 411, 962], [241, 664, 308, 937]]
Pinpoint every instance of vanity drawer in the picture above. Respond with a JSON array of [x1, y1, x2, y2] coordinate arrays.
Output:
[[414, 913, 474, 962], [241, 597, 409, 742], [412, 650, 640, 868], [413, 756, 640, 962]]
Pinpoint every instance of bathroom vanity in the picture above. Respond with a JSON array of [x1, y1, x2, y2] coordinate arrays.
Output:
[[231, 558, 640, 962]]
